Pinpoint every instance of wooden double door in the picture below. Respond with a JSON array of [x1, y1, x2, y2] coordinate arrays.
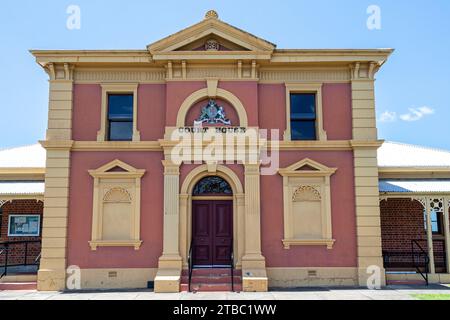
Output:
[[192, 200, 233, 266]]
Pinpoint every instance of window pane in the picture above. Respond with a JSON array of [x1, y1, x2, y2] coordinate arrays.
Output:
[[193, 176, 233, 195], [432, 211, 443, 233], [291, 120, 316, 140], [430, 211, 438, 223], [108, 94, 133, 120], [426, 211, 443, 234], [8, 215, 40, 236], [431, 221, 439, 233], [109, 121, 133, 141], [290, 93, 316, 116]]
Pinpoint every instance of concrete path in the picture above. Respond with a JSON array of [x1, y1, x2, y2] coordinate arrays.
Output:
[[0, 284, 449, 300]]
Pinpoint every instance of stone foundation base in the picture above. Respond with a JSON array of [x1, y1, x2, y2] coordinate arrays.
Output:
[[154, 270, 181, 293], [38, 268, 158, 291], [37, 269, 66, 291], [241, 267, 268, 292], [267, 267, 359, 287]]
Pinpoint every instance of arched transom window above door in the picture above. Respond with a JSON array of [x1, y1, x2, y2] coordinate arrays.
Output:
[[193, 176, 233, 196]]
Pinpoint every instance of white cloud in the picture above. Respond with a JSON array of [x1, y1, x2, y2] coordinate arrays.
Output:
[[378, 111, 397, 123], [399, 106, 435, 122]]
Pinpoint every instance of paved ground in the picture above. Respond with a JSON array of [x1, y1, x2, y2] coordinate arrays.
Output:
[[0, 284, 449, 300]]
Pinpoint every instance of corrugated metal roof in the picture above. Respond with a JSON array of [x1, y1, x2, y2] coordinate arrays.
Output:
[[0, 141, 448, 170], [379, 180, 450, 193], [0, 144, 46, 168], [0, 181, 45, 195], [378, 141, 450, 168]]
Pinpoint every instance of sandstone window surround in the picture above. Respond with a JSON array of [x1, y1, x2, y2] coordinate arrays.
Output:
[[88, 159, 145, 250], [97, 84, 140, 142], [284, 83, 327, 142], [278, 158, 336, 249]]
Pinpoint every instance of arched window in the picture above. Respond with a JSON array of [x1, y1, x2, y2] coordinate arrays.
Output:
[[193, 176, 232, 196]]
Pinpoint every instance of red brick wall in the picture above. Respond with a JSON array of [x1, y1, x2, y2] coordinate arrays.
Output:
[[380, 199, 427, 250], [380, 198, 447, 272], [0, 200, 43, 266]]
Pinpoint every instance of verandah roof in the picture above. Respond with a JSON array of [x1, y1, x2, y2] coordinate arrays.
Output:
[[379, 180, 450, 193], [0, 181, 45, 196]]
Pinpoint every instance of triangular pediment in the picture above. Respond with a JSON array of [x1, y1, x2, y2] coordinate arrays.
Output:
[[279, 158, 337, 177], [89, 160, 145, 178], [147, 11, 275, 57], [175, 34, 250, 52]]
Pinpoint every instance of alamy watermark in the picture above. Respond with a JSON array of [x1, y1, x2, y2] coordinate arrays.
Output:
[[367, 5, 381, 30], [66, 5, 81, 30], [169, 127, 280, 175], [66, 265, 81, 290], [366, 265, 382, 290]]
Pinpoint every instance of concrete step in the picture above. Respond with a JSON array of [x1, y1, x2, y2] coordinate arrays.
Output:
[[181, 283, 242, 292], [0, 282, 37, 291], [387, 280, 427, 286], [181, 275, 242, 284], [182, 268, 242, 277], [0, 274, 37, 283], [180, 268, 243, 292]]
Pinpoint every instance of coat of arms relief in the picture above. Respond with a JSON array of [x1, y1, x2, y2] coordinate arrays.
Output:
[[194, 99, 231, 126]]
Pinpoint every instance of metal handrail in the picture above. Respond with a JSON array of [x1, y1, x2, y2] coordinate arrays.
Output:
[[0, 240, 41, 279], [188, 239, 194, 292], [0, 248, 7, 279], [411, 240, 429, 285], [35, 253, 42, 265], [0, 240, 41, 246], [230, 240, 234, 292]]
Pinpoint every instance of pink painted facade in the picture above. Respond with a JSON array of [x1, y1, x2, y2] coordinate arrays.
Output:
[[68, 151, 164, 268], [32, 11, 395, 292], [261, 151, 356, 267], [68, 81, 357, 270]]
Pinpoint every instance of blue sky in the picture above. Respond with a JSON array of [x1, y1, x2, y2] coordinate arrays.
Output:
[[0, 0, 449, 150]]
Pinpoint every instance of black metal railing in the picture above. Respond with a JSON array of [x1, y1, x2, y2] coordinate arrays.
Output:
[[188, 240, 194, 292], [382, 239, 430, 285], [0, 240, 41, 279], [411, 239, 429, 285]]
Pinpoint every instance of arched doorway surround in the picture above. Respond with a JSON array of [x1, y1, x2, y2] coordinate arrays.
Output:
[[155, 80, 267, 292], [179, 164, 245, 269]]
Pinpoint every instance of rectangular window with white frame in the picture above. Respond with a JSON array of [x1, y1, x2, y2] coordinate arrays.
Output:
[[8, 214, 41, 237], [285, 83, 327, 141], [290, 93, 317, 140], [97, 84, 140, 142], [108, 94, 134, 141]]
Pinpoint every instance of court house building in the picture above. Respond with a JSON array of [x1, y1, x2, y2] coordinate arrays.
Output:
[[29, 10, 401, 292]]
